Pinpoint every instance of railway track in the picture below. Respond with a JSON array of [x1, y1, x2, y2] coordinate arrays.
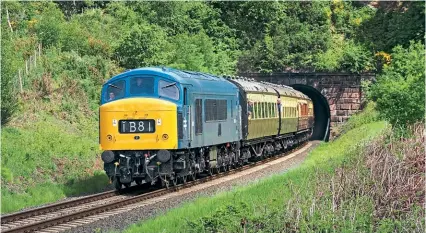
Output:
[[1, 142, 311, 233]]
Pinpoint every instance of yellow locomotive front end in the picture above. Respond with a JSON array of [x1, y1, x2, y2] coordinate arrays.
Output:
[[99, 70, 185, 190], [99, 98, 178, 151]]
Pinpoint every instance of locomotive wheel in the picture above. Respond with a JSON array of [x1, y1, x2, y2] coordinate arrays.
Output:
[[171, 176, 178, 186], [135, 178, 143, 185], [113, 178, 122, 191], [189, 171, 196, 181], [208, 167, 215, 176], [124, 183, 131, 188], [181, 175, 187, 184], [188, 166, 196, 181], [160, 176, 170, 189]]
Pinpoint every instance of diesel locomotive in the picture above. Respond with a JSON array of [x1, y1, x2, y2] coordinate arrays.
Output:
[[99, 67, 314, 190]]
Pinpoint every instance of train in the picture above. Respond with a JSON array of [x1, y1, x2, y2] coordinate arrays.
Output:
[[99, 67, 314, 190]]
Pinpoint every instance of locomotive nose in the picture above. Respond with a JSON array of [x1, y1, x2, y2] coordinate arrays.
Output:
[[99, 98, 178, 151]]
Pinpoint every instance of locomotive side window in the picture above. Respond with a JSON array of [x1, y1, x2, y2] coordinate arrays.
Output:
[[205, 99, 227, 122], [159, 79, 179, 100], [130, 77, 154, 95], [106, 80, 125, 102], [195, 99, 203, 134]]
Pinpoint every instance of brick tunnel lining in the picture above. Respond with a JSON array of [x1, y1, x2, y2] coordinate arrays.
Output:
[[291, 84, 330, 141]]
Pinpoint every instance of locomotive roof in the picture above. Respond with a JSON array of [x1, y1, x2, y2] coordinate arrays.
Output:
[[106, 67, 309, 100], [223, 75, 309, 99], [106, 67, 238, 94]]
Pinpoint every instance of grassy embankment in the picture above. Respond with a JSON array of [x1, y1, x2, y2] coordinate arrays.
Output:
[[1, 89, 109, 214], [124, 104, 424, 232]]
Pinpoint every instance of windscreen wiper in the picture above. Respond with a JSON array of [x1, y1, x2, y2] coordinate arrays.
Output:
[[108, 83, 122, 90], [162, 82, 177, 89]]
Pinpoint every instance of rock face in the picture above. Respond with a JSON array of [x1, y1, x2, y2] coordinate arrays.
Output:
[[238, 72, 375, 137]]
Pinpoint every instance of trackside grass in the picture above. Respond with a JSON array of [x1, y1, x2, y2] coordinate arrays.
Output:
[[1, 113, 108, 214], [124, 120, 392, 233]]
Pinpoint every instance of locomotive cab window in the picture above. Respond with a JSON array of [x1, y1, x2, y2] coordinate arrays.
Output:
[[106, 80, 125, 102], [130, 77, 154, 95], [159, 80, 179, 100]]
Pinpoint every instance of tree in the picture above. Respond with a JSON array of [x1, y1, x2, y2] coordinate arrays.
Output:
[[367, 41, 425, 126], [114, 24, 172, 69]]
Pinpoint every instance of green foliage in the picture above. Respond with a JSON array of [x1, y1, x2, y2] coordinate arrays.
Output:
[[1, 35, 18, 125], [0, 112, 110, 213], [367, 41, 425, 126], [1, 116, 98, 184], [115, 23, 172, 69], [358, 1, 425, 53], [315, 37, 374, 73], [169, 32, 237, 74], [33, 2, 65, 48], [340, 40, 374, 73], [236, 1, 333, 72]]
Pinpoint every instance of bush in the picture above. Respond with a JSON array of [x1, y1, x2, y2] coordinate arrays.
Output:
[[366, 41, 425, 127], [168, 32, 237, 74], [33, 2, 65, 48], [1, 36, 18, 125], [115, 23, 172, 69]]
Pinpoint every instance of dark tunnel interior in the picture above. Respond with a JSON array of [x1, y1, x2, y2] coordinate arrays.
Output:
[[291, 84, 330, 142]]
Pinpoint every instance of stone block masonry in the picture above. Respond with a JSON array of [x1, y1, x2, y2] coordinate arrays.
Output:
[[239, 72, 375, 139]]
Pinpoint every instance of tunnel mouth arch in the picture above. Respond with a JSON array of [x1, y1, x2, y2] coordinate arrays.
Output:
[[291, 84, 330, 141]]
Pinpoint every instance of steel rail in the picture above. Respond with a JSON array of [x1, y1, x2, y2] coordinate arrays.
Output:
[[1, 182, 151, 224]]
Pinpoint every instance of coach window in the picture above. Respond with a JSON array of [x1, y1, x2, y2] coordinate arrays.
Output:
[[266, 103, 270, 118], [159, 79, 179, 100], [264, 103, 267, 118], [130, 77, 154, 95], [262, 103, 266, 118], [272, 103, 276, 118], [106, 80, 125, 102], [269, 103, 272, 118]]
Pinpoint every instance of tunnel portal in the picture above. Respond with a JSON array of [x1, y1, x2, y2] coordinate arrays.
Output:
[[292, 84, 330, 141]]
